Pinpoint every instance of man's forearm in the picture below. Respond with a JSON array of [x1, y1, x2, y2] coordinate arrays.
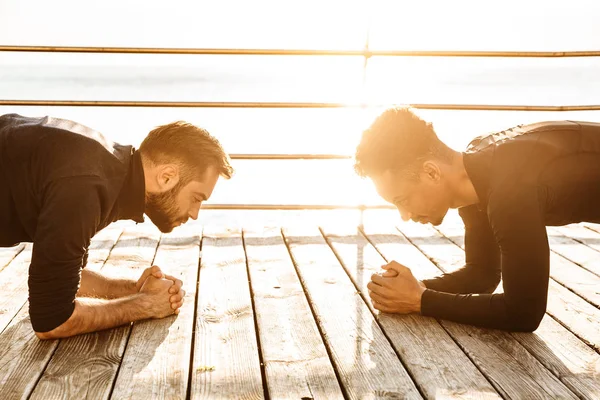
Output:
[[421, 263, 501, 294], [36, 294, 152, 339], [420, 289, 546, 332], [77, 269, 137, 299]]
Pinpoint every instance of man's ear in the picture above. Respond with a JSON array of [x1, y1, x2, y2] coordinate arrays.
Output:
[[421, 160, 442, 183], [156, 164, 180, 191]]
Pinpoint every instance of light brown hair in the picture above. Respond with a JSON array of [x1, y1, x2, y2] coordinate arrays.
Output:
[[139, 121, 233, 182]]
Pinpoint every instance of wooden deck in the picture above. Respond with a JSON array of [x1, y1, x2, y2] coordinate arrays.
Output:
[[1, 211, 600, 399]]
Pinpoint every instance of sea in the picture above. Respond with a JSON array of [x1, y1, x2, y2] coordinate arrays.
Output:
[[1, 0, 599, 226]]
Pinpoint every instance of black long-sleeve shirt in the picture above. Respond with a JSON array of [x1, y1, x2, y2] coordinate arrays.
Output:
[[421, 120, 600, 331], [0, 114, 145, 332]]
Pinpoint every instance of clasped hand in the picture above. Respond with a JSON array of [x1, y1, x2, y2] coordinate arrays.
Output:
[[136, 265, 185, 316], [367, 261, 425, 314]]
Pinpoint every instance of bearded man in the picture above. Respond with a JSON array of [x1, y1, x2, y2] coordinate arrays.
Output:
[[0, 113, 233, 339]]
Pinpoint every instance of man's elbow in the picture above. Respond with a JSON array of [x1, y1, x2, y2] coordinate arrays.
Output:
[[33, 320, 71, 340], [35, 330, 57, 340], [34, 319, 80, 339], [509, 307, 545, 332], [32, 310, 77, 340]]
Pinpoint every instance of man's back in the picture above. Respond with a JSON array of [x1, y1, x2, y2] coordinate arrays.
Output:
[[0, 113, 145, 332], [464, 120, 600, 225], [0, 113, 137, 244], [422, 120, 600, 331], [355, 108, 600, 332]]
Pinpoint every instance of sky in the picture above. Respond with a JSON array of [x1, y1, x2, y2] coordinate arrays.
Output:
[[1, 0, 599, 210]]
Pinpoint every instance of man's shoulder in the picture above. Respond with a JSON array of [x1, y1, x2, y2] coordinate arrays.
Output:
[[465, 121, 580, 154], [1, 113, 125, 153], [2, 114, 133, 191]]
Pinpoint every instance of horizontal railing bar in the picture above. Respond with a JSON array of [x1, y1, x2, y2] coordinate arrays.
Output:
[[411, 104, 600, 111], [230, 154, 351, 160], [2, 100, 600, 111], [1, 45, 599, 58], [0, 100, 347, 108], [370, 50, 600, 58], [201, 204, 395, 210]]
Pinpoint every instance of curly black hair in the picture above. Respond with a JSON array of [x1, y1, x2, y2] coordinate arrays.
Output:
[[354, 107, 453, 179]]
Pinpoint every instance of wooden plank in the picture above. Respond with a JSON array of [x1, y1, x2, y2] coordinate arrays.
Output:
[[583, 222, 600, 237], [110, 226, 201, 399], [438, 215, 600, 308], [439, 321, 577, 400], [427, 216, 600, 397], [191, 226, 264, 399], [244, 227, 343, 400], [0, 303, 58, 400], [0, 225, 123, 399], [84, 225, 125, 272], [440, 214, 600, 301], [434, 215, 600, 351], [512, 314, 600, 400], [30, 224, 159, 400], [391, 221, 578, 399], [546, 251, 600, 308], [282, 225, 423, 400], [0, 244, 32, 334], [0, 243, 25, 274], [545, 281, 600, 352], [324, 223, 500, 399], [549, 225, 600, 277]]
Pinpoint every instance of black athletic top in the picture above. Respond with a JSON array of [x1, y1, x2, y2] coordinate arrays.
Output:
[[0, 114, 145, 332], [420, 120, 600, 331]]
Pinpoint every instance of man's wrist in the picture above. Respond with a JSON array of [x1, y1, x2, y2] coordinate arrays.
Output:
[[129, 292, 155, 319], [125, 279, 138, 295], [414, 285, 426, 313]]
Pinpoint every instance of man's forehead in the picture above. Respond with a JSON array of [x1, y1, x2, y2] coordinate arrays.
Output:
[[187, 181, 210, 195]]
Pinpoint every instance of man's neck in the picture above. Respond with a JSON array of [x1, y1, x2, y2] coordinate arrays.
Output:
[[449, 152, 479, 209]]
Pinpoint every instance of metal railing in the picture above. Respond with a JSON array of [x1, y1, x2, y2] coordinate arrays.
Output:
[[229, 154, 351, 160], [2, 43, 599, 210], [201, 204, 394, 210], [2, 45, 600, 58], [2, 100, 599, 112]]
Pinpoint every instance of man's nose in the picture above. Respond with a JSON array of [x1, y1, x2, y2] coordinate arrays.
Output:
[[189, 204, 201, 220], [398, 208, 412, 222]]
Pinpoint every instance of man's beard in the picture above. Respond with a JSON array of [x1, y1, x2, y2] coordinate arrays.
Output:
[[145, 183, 185, 233]]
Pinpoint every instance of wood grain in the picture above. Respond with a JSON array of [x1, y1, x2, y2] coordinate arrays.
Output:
[[283, 225, 423, 400], [0, 244, 32, 334], [0, 303, 58, 400], [548, 225, 600, 277], [30, 224, 159, 400], [436, 214, 600, 306], [389, 221, 578, 399], [512, 314, 600, 399], [0, 225, 123, 399], [435, 213, 600, 351], [350, 222, 500, 399], [191, 226, 264, 400], [244, 227, 344, 400], [0, 243, 25, 274], [111, 226, 201, 399]]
